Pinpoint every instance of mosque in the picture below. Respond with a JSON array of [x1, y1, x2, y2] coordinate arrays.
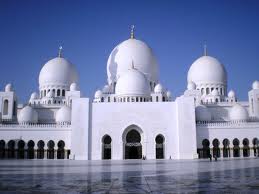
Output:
[[0, 27, 259, 160]]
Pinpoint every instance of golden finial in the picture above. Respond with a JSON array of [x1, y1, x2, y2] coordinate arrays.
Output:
[[58, 46, 63, 58], [203, 44, 207, 56], [130, 25, 135, 39]]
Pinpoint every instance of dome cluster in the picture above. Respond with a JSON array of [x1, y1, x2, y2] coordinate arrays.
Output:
[[55, 106, 71, 124], [229, 104, 248, 122]]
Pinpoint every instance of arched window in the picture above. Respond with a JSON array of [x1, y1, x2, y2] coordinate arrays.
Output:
[[223, 139, 230, 158], [27, 140, 35, 159], [243, 138, 250, 157], [3, 99, 8, 115], [37, 140, 45, 159], [162, 97, 165, 102], [0, 140, 6, 159], [57, 89, 61, 96], [44, 90, 46, 97], [140, 97, 143, 102], [155, 135, 165, 159], [156, 96, 158, 102], [136, 97, 139, 102], [52, 89, 56, 97], [17, 140, 25, 159], [101, 97, 104, 102], [102, 135, 112, 160], [108, 97, 110, 102], [206, 88, 209, 95], [233, 138, 240, 157], [212, 139, 220, 158], [253, 138, 259, 157], [62, 90, 65, 97], [57, 140, 65, 159], [47, 140, 55, 159]]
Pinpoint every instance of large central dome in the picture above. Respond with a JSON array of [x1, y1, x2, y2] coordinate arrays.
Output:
[[107, 37, 159, 85]]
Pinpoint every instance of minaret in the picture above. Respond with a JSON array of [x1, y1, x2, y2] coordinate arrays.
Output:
[[58, 46, 63, 58], [130, 25, 135, 39]]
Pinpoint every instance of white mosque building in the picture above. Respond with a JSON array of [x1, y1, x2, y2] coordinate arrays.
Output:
[[0, 27, 259, 160]]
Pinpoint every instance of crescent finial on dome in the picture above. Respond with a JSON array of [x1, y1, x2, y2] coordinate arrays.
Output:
[[58, 46, 63, 58], [130, 25, 135, 39]]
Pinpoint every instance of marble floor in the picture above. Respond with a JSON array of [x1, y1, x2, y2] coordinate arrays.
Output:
[[0, 158, 259, 193]]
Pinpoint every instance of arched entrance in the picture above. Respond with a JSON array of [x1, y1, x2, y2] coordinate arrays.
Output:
[[102, 135, 112, 160], [155, 135, 164, 159], [0, 140, 5, 159], [27, 140, 35, 159], [223, 138, 230, 157], [201, 139, 210, 158], [37, 140, 45, 159], [47, 140, 55, 159], [233, 138, 240, 157], [124, 129, 142, 159], [212, 139, 220, 158], [57, 140, 65, 159], [17, 140, 25, 159], [7, 140, 15, 158], [243, 138, 250, 157]]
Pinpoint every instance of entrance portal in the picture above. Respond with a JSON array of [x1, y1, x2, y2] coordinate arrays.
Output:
[[125, 129, 142, 159]]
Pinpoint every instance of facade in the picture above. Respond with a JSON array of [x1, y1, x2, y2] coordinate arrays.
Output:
[[0, 29, 259, 160]]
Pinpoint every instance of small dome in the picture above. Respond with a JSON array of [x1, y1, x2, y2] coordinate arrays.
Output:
[[39, 57, 78, 88], [94, 90, 103, 99], [154, 84, 164, 93], [187, 81, 196, 90], [30, 92, 38, 100], [229, 104, 248, 121], [211, 89, 219, 96], [5, 83, 13, 92], [228, 90, 235, 98], [115, 68, 151, 97], [70, 83, 78, 91], [18, 106, 38, 124], [252, 80, 259, 90], [102, 85, 111, 94], [166, 91, 172, 99], [56, 106, 71, 124], [195, 105, 212, 122], [107, 38, 159, 84], [46, 90, 55, 98], [188, 56, 227, 86]]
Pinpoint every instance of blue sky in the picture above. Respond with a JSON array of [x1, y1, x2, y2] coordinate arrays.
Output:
[[0, 0, 259, 102]]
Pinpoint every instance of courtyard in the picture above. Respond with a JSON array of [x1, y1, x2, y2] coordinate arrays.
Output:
[[0, 158, 259, 193]]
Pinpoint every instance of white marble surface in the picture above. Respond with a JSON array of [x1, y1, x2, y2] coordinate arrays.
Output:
[[0, 158, 259, 193]]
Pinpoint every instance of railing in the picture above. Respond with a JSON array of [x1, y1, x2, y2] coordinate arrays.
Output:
[[197, 121, 259, 128], [0, 123, 71, 129]]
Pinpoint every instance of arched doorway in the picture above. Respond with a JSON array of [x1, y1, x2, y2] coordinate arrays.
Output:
[[212, 139, 220, 158], [17, 140, 25, 159], [57, 140, 65, 159], [125, 129, 142, 159], [0, 140, 5, 159], [37, 140, 45, 159], [253, 138, 259, 157], [27, 140, 35, 159], [102, 135, 112, 160], [202, 139, 210, 158], [7, 140, 15, 158], [47, 140, 55, 159], [233, 138, 240, 157], [155, 135, 164, 159], [223, 139, 230, 158], [243, 138, 250, 157]]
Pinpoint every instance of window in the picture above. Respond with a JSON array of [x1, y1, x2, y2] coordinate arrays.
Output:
[[3, 99, 8, 115], [62, 90, 65, 97], [156, 96, 158, 102], [57, 89, 60, 96]]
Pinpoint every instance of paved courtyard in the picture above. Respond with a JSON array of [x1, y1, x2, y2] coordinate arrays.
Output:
[[0, 158, 259, 193]]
